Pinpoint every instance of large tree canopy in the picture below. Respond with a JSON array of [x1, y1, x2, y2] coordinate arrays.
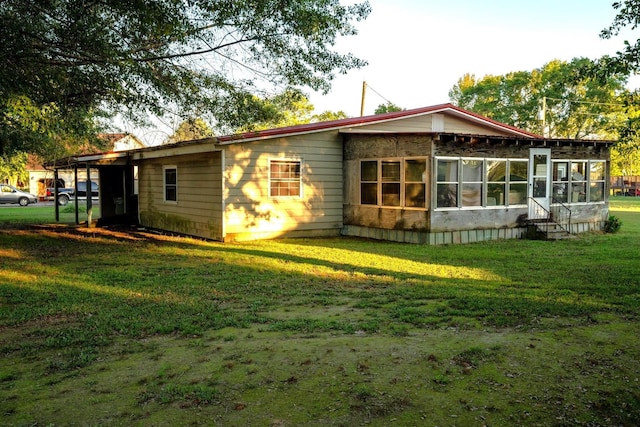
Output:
[[0, 0, 370, 158], [449, 58, 628, 139], [599, 0, 640, 75], [237, 88, 347, 132]]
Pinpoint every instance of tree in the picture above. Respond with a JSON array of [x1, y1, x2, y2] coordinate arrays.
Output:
[[374, 102, 403, 114], [609, 104, 640, 181], [0, 0, 371, 157], [312, 110, 349, 122], [599, 1, 640, 76], [0, 152, 28, 187], [164, 118, 214, 144], [449, 58, 628, 139], [237, 88, 348, 132]]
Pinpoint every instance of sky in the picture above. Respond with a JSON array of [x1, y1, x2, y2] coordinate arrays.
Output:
[[128, 0, 637, 145], [307, 0, 637, 117]]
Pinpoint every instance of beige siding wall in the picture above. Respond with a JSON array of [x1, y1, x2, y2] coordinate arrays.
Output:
[[138, 151, 223, 240], [223, 132, 344, 241], [349, 114, 516, 136], [440, 115, 515, 136]]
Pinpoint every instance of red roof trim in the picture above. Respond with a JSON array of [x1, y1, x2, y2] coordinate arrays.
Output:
[[216, 103, 540, 144]]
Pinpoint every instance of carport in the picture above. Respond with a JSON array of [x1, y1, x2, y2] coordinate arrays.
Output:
[[46, 152, 137, 227]]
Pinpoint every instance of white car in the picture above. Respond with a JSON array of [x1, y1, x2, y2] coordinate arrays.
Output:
[[0, 184, 38, 206]]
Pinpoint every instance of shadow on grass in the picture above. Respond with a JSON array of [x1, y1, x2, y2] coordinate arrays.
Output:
[[1, 212, 638, 365]]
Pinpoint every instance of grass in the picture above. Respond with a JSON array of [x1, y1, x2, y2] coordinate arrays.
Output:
[[0, 203, 100, 225], [1, 197, 639, 425]]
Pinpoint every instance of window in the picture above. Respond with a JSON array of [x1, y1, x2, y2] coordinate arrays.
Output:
[[552, 162, 569, 203], [360, 158, 427, 208], [381, 160, 401, 206], [589, 161, 605, 202], [436, 158, 458, 208], [552, 160, 605, 204], [360, 160, 378, 205], [436, 157, 528, 208], [509, 160, 528, 205], [270, 159, 301, 198], [462, 159, 483, 207], [570, 161, 587, 203], [164, 166, 177, 202], [405, 159, 426, 207], [486, 160, 506, 206]]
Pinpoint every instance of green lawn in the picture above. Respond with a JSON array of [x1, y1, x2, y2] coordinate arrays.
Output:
[[0, 203, 100, 225], [1, 198, 639, 426]]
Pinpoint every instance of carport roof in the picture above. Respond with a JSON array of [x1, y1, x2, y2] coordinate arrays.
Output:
[[45, 151, 130, 169]]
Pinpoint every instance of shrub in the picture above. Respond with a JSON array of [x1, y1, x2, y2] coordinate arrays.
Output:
[[61, 204, 86, 213], [604, 215, 622, 233]]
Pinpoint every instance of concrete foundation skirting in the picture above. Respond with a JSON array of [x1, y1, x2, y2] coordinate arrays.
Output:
[[341, 225, 528, 245], [341, 222, 604, 245], [569, 221, 605, 234]]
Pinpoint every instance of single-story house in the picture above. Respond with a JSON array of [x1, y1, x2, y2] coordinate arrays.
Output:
[[48, 103, 614, 244]]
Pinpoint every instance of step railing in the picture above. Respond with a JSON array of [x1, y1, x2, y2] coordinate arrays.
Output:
[[550, 197, 572, 234], [527, 197, 553, 237], [527, 197, 572, 238]]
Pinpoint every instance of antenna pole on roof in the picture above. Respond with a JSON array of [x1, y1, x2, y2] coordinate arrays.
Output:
[[360, 81, 367, 117]]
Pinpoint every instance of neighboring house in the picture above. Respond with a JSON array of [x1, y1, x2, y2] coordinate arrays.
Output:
[[100, 133, 146, 152], [47, 104, 614, 244]]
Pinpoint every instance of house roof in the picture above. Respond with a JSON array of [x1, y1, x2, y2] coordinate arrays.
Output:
[[215, 103, 541, 144], [47, 103, 614, 168]]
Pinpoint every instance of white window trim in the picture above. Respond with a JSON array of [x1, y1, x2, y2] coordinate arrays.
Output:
[[434, 156, 460, 210], [434, 157, 529, 210], [551, 159, 606, 205], [163, 165, 178, 204], [269, 158, 303, 199]]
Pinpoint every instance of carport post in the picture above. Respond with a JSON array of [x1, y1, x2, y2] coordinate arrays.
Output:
[[86, 164, 93, 227], [54, 169, 59, 222], [74, 167, 79, 225]]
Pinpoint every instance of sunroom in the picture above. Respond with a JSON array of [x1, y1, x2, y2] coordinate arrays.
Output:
[[342, 132, 613, 244]]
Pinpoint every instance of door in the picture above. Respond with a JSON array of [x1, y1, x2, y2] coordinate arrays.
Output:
[[528, 148, 551, 219]]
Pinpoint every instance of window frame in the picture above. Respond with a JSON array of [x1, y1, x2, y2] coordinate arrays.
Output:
[[434, 157, 529, 210], [269, 158, 303, 199], [404, 158, 427, 208], [551, 159, 606, 205], [435, 156, 460, 209], [163, 165, 178, 203], [461, 158, 484, 208], [486, 159, 508, 207], [589, 160, 606, 203], [359, 157, 428, 209]]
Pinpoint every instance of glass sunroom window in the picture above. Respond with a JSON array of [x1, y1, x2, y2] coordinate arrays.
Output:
[[589, 161, 605, 202], [552, 162, 569, 203], [462, 159, 483, 207], [381, 161, 401, 206], [405, 159, 426, 208], [508, 160, 528, 205], [487, 160, 506, 206], [360, 161, 378, 205], [360, 158, 427, 208], [436, 159, 458, 208], [570, 161, 587, 203]]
